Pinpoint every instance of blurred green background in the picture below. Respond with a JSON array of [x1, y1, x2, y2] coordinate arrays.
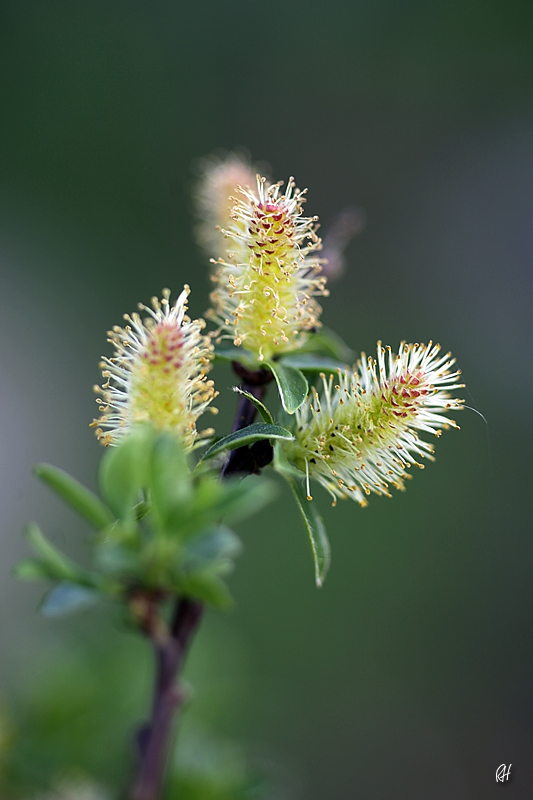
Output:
[[1, 1, 533, 797]]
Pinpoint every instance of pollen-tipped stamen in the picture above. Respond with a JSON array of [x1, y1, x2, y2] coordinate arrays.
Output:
[[283, 341, 464, 505], [91, 287, 218, 449], [208, 176, 329, 361]]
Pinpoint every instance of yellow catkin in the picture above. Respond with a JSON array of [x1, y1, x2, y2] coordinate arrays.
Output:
[[91, 287, 218, 449], [208, 176, 328, 362], [283, 342, 464, 505]]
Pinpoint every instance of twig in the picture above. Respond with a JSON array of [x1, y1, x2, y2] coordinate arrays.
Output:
[[129, 362, 274, 799], [131, 597, 203, 800], [221, 362, 274, 477]]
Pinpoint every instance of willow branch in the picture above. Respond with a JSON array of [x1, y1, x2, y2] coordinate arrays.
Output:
[[129, 362, 274, 800]]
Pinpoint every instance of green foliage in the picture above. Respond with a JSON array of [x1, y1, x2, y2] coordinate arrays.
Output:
[[13, 524, 96, 587], [278, 352, 347, 373], [231, 387, 274, 424], [286, 477, 331, 588], [34, 464, 115, 530], [220, 327, 351, 373], [299, 325, 354, 362], [199, 423, 293, 462], [98, 425, 154, 522], [212, 343, 254, 364], [14, 428, 276, 612], [39, 583, 101, 617], [274, 444, 331, 587], [265, 360, 308, 414], [147, 431, 193, 532]]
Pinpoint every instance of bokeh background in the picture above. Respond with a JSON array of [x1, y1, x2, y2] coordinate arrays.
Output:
[[1, 1, 533, 797]]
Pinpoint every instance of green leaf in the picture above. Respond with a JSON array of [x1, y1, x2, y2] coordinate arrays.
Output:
[[34, 464, 114, 530], [214, 343, 249, 361], [94, 539, 142, 577], [198, 423, 293, 462], [185, 525, 242, 567], [13, 558, 53, 581], [21, 523, 92, 584], [266, 361, 308, 414], [278, 353, 347, 373], [286, 476, 331, 587], [179, 571, 234, 609], [300, 326, 354, 362], [148, 433, 192, 531], [231, 387, 274, 424], [99, 426, 154, 520], [212, 343, 258, 368], [39, 582, 100, 617], [196, 477, 276, 528]]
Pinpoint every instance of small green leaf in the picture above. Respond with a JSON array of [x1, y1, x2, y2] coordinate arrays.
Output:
[[185, 525, 242, 566], [94, 539, 142, 576], [34, 464, 114, 529], [231, 387, 274, 424], [23, 523, 91, 584], [148, 433, 192, 530], [180, 572, 234, 609], [12, 559, 53, 581], [198, 477, 276, 527], [199, 423, 293, 462], [286, 476, 331, 587], [99, 426, 154, 519], [39, 582, 100, 617], [278, 353, 346, 374], [213, 344, 254, 363], [300, 326, 354, 362], [266, 361, 308, 414]]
